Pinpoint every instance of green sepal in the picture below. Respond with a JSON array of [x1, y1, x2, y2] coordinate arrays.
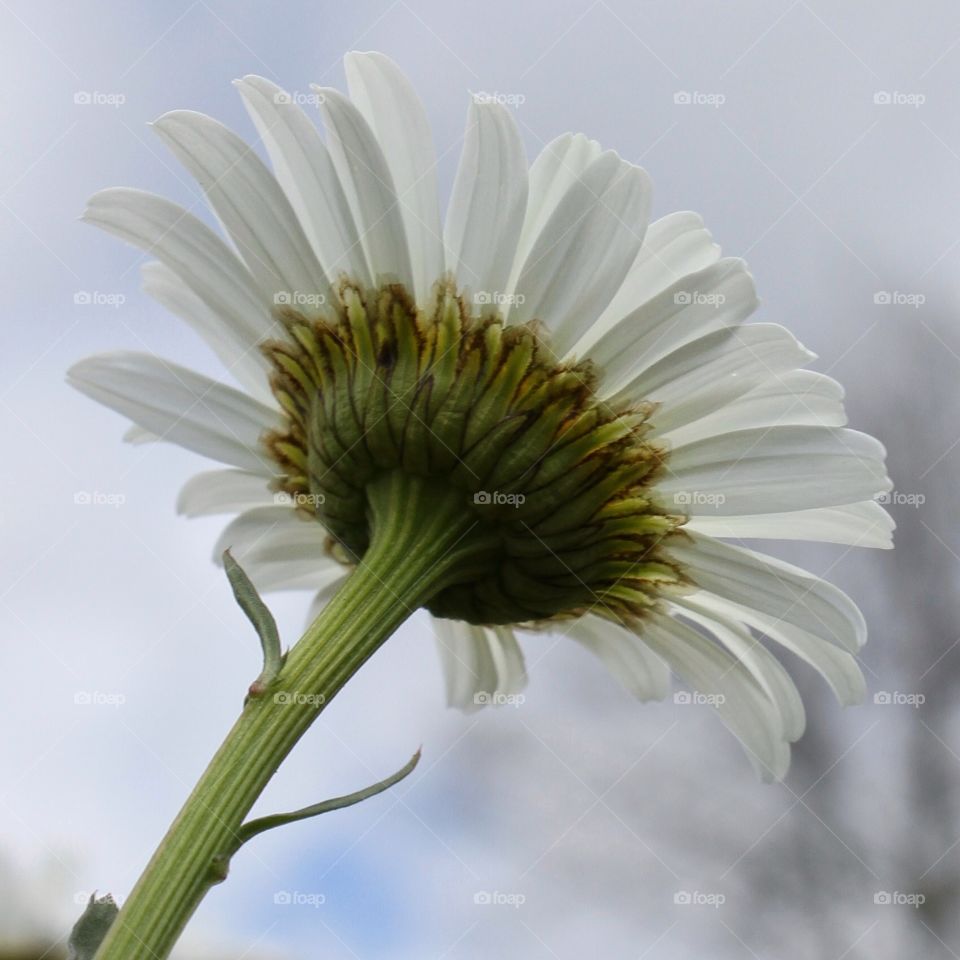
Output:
[[385, 297, 424, 441], [530, 460, 651, 533], [401, 378, 436, 475], [67, 893, 118, 960], [223, 549, 284, 698], [454, 414, 530, 486], [423, 290, 463, 421], [426, 345, 484, 474], [462, 330, 532, 451]]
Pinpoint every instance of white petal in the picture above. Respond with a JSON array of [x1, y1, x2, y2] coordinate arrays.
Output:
[[510, 151, 651, 354], [83, 189, 271, 346], [177, 469, 275, 517], [586, 258, 758, 400], [313, 86, 414, 289], [562, 613, 671, 701], [662, 370, 847, 447], [669, 532, 867, 653], [688, 591, 866, 707], [444, 101, 527, 300], [233, 75, 371, 285], [638, 323, 815, 436], [345, 53, 444, 301], [685, 501, 895, 549], [152, 110, 331, 309], [643, 611, 790, 781], [432, 619, 527, 712], [660, 426, 891, 515], [141, 261, 273, 403], [123, 424, 157, 445], [510, 133, 602, 281], [575, 210, 721, 354], [214, 506, 344, 592], [487, 626, 528, 697], [669, 597, 805, 741], [68, 352, 281, 475]]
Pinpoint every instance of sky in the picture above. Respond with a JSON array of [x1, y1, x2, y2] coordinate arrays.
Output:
[[3, 1, 960, 957]]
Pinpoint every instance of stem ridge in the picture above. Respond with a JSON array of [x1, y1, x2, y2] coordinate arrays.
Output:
[[93, 473, 475, 959]]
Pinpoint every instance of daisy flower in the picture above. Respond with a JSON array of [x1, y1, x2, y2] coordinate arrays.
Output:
[[69, 52, 892, 781]]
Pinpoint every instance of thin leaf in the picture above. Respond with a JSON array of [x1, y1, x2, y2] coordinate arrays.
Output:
[[223, 548, 283, 694], [230, 748, 421, 852], [67, 893, 118, 960]]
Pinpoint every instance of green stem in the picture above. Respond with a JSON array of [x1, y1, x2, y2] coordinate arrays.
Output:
[[93, 472, 477, 960]]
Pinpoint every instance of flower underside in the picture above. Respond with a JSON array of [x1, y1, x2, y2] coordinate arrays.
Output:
[[264, 279, 688, 627]]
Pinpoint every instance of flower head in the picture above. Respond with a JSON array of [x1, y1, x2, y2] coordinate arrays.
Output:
[[263, 283, 683, 626], [69, 53, 893, 780]]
